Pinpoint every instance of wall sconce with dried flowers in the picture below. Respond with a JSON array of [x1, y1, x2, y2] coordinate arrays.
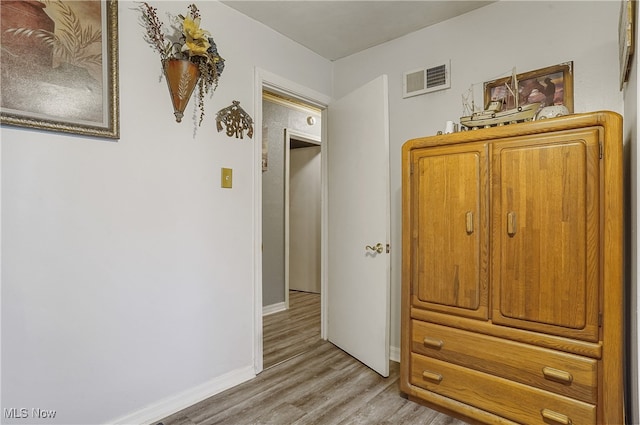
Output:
[[216, 101, 254, 139], [139, 2, 224, 125]]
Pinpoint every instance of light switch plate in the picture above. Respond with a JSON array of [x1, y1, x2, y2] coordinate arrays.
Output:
[[221, 168, 232, 188]]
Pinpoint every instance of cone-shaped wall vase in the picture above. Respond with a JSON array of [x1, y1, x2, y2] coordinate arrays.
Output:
[[163, 59, 200, 123]]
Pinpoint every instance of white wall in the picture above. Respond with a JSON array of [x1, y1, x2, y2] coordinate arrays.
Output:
[[0, 1, 331, 424], [623, 0, 639, 421], [333, 0, 624, 357], [290, 146, 322, 294]]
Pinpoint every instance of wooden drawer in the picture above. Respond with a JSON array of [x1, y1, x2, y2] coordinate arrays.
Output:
[[410, 353, 596, 425], [412, 320, 597, 403]]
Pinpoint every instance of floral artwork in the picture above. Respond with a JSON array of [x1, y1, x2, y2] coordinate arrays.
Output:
[[0, 0, 119, 138], [139, 2, 224, 125]]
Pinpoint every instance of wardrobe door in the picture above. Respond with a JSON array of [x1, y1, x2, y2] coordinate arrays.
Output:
[[410, 143, 489, 320], [492, 128, 601, 341]]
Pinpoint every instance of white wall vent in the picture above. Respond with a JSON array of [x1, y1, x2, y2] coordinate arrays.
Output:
[[403, 61, 451, 98]]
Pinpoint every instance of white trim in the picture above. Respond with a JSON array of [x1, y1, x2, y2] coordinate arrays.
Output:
[[263, 301, 286, 316], [284, 130, 290, 310], [106, 366, 255, 425], [254, 68, 331, 375], [383, 75, 392, 371], [253, 69, 265, 375], [320, 109, 329, 340], [390, 345, 400, 363], [257, 69, 331, 110], [286, 129, 322, 146]]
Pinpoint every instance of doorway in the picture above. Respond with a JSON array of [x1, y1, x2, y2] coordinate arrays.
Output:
[[287, 134, 321, 295], [254, 71, 391, 377], [261, 90, 323, 369]]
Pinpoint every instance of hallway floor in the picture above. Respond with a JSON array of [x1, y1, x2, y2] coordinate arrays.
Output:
[[263, 290, 321, 369]]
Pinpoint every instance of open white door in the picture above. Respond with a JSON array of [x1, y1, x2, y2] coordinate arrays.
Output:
[[327, 75, 390, 377]]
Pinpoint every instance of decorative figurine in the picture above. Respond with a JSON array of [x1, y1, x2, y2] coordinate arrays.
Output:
[[216, 101, 253, 139]]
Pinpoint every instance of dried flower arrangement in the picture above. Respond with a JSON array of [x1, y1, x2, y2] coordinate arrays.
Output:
[[139, 2, 225, 124]]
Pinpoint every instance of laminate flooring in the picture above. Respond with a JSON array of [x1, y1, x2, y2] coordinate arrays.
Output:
[[156, 291, 468, 425], [263, 290, 321, 369], [157, 339, 467, 425]]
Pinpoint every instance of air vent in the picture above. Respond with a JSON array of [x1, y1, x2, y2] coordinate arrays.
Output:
[[403, 61, 451, 98]]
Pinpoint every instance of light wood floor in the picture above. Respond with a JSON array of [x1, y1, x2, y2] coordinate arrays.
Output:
[[156, 291, 467, 425], [263, 290, 321, 369]]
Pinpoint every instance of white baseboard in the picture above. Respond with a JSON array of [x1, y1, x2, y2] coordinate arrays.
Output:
[[107, 365, 255, 425], [263, 301, 286, 316], [390, 345, 400, 363]]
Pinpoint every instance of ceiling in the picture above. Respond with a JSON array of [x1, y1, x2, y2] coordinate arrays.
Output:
[[221, 1, 495, 61]]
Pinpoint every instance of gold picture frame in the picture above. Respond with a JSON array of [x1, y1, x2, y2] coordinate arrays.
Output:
[[619, 0, 634, 89], [0, 0, 119, 139], [484, 62, 574, 114]]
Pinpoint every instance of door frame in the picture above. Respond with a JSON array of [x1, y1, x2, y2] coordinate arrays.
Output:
[[284, 129, 321, 309], [253, 68, 331, 374]]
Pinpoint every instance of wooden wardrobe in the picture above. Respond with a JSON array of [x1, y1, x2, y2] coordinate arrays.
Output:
[[400, 111, 624, 424]]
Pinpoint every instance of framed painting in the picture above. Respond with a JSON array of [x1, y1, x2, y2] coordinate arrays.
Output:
[[619, 0, 634, 89], [0, 0, 119, 139], [484, 62, 574, 113]]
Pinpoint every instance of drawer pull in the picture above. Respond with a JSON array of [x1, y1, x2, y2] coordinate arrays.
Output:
[[423, 337, 444, 349], [421, 370, 443, 383], [541, 408, 572, 424], [507, 211, 517, 237], [465, 211, 474, 234], [542, 366, 573, 384]]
